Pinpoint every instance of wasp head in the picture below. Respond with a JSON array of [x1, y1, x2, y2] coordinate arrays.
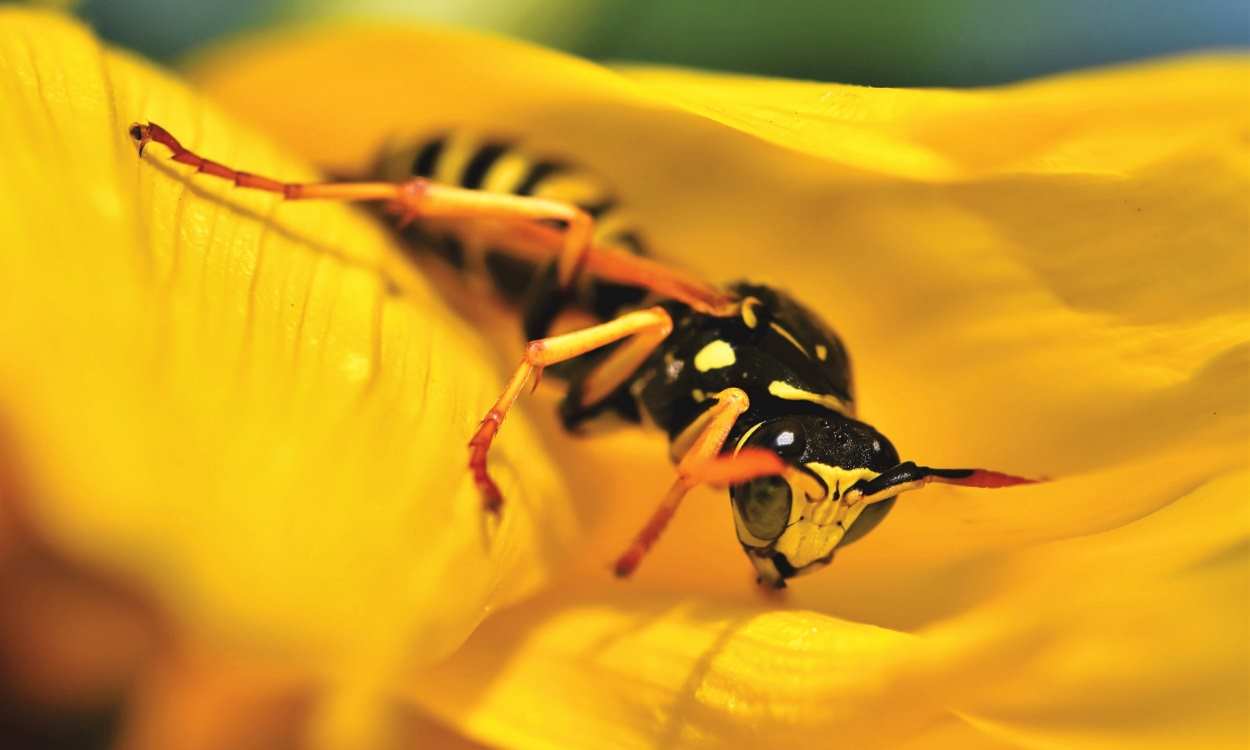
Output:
[[728, 412, 901, 587]]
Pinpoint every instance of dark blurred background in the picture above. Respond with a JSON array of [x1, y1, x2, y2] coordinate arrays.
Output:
[[77, 0, 1250, 85]]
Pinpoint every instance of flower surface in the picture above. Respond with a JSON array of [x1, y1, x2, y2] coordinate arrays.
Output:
[[0, 7, 573, 720], [0, 9, 1247, 749]]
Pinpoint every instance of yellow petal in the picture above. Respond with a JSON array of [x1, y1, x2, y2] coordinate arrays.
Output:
[[187, 23, 1249, 747], [945, 470, 1250, 750], [410, 593, 935, 749], [408, 470, 1246, 750], [196, 20, 1245, 587], [619, 56, 1250, 180], [0, 7, 573, 694]]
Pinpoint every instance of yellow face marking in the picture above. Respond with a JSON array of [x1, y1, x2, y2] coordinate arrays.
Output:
[[691, 388, 707, 402], [769, 322, 808, 356], [694, 340, 736, 372], [740, 297, 761, 329], [767, 463, 883, 568], [815, 344, 828, 361], [767, 380, 852, 416], [804, 463, 881, 502], [773, 501, 875, 568]]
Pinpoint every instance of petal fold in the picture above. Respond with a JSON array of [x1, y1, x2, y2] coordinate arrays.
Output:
[[409, 471, 1247, 750], [0, 8, 573, 686], [178, 21, 1248, 748]]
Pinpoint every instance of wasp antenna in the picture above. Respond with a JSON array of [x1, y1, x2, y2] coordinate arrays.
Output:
[[128, 121, 151, 157], [845, 461, 1039, 505], [928, 467, 1039, 488]]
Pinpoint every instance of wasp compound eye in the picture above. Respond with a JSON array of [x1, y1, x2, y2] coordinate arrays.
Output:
[[731, 475, 792, 543]]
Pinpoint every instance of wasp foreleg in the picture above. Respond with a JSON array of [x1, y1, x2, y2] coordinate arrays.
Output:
[[441, 217, 736, 317], [468, 307, 674, 514], [613, 388, 788, 577]]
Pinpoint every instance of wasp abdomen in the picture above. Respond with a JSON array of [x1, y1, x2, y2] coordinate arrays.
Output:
[[376, 132, 650, 325]]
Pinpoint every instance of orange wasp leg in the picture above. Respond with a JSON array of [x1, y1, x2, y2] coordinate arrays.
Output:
[[468, 307, 674, 514], [392, 205, 736, 315], [474, 220, 737, 315], [130, 122, 736, 316], [130, 121, 593, 283], [614, 388, 790, 578]]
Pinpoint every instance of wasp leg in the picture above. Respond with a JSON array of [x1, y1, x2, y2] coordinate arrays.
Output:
[[131, 122, 735, 315], [130, 121, 593, 283], [468, 307, 674, 514], [613, 389, 788, 578], [441, 216, 736, 316]]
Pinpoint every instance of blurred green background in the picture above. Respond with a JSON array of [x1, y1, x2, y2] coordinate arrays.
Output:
[[73, 0, 1250, 85]]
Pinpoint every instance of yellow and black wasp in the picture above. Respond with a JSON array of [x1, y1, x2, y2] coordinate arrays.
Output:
[[129, 122, 1034, 588]]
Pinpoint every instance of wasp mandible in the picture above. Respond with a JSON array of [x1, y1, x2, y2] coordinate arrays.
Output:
[[130, 122, 1035, 588]]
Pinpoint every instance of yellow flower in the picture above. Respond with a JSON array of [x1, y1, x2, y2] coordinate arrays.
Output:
[[1, 8, 1247, 749]]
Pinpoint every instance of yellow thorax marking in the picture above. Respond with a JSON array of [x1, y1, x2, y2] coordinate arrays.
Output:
[[694, 339, 736, 372], [733, 420, 767, 453], [769, 321, 808, 357], [740, 297, 761, 329], [814, 344, 828, 361], [767, 380, 852, 416]]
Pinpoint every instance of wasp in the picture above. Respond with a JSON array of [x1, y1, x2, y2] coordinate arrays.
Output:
[[129, 122, 1034, 588]]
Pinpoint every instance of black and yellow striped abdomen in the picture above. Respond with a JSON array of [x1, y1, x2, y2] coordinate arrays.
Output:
[[373, 132, 650, 327]]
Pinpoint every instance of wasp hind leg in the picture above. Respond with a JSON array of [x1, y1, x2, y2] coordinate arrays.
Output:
[[468, 306, 674, 514], [131, 122, 736, 317], [131, 122, 737, 308], [130, 121, 596, 277]]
